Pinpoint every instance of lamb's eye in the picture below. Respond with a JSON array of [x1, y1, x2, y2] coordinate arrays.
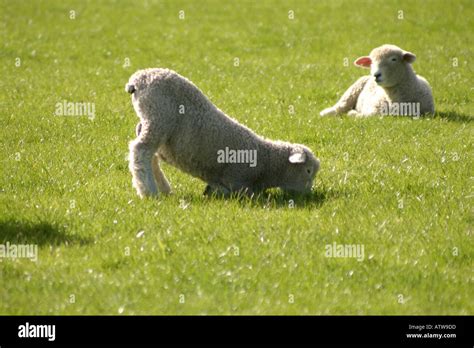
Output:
[[391, 57, 397, 62], [307, 169, 311, 174]]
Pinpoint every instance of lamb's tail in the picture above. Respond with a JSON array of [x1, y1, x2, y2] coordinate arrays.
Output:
[[125, 83, 136, 94]]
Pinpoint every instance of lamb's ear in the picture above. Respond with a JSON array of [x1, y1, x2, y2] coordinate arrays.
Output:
[[289, 151, 306, 164], [403, 51, 416, 64], [354, 56, 372, 68]]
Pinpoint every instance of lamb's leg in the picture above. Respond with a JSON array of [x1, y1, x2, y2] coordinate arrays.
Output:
[[320, 76, 370, 116], [129, 135, 159, 198], [348, 110, 364, 117], [152, 154, 171, 194]]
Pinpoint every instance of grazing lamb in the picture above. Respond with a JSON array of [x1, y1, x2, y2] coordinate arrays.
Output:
[[320, 44, 434, 117], [125, 68, 320, 198]]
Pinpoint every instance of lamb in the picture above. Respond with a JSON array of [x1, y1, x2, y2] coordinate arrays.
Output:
[[125, 68, 320, 198], [320, 44, 434, 117]]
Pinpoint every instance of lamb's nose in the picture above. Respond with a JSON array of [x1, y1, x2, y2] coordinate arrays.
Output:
[[374, 72, 382, 79]]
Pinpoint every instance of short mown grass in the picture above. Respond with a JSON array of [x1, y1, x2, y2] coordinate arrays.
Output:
[[0, 0, 472, 314]]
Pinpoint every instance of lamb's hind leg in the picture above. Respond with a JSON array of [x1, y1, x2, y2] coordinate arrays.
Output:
[[129, 126, 160, 198], [320, 76, 370, 116], [152, 154, 171, 194]]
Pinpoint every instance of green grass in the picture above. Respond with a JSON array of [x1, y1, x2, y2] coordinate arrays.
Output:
[[0, 0, 473, 315]]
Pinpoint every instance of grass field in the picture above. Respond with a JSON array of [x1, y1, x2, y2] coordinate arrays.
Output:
[[1, 0, 473, 315]]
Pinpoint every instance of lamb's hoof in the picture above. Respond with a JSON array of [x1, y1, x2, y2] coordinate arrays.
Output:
[[320, 107, 336, 117], [160, 187, 172, 195], [133, 181, 159, 199], [137, 191, 159, 199]]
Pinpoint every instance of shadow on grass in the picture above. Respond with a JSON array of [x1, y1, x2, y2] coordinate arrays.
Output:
[[0, 220, 92, 246], [203, 187, 345, 210], [247, 188, 340, 209], [434, 111, 473, 123]]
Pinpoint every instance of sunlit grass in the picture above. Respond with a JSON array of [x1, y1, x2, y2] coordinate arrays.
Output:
[[0, 0, 472, 314]]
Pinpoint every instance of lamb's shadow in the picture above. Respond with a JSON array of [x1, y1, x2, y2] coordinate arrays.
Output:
[[248, 189, 329, 209], [434, 111, 473, 123], [0, 220, 91, 246], [203, 187, 343, 209]]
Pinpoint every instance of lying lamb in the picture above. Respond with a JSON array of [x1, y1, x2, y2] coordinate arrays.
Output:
[[125, 68, 320, 198], [320, 44, 434, 117]]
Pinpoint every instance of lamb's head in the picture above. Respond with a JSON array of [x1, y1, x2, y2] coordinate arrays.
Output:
[[280, 145, 320, 193], [125, 68, 170, 98], [125, 70, 148, 96], [354, 44, 416, 88], [125, 69, 170, 115]]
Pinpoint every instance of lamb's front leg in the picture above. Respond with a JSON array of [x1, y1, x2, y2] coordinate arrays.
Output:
[[320, 76, 370, 116], [152, 154, 171, 194], [129, 138, 159, 198], [347, 110, 366, 117]]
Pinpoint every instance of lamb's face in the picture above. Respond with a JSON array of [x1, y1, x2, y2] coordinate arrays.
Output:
[[354, 45, 416, 88], [282, 147, 320, 193]]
